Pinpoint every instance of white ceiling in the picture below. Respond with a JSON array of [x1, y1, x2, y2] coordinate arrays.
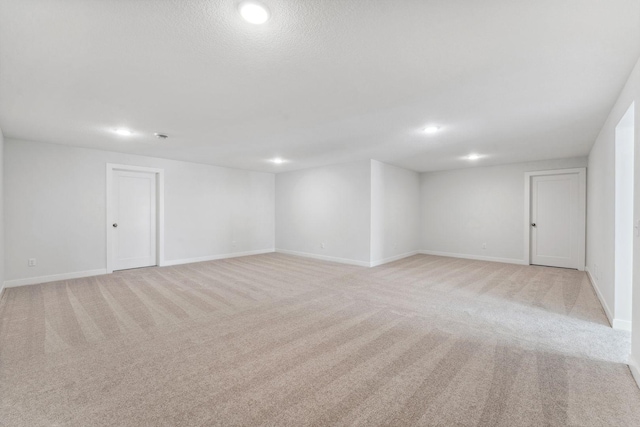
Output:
[[1, 0, 639, 173]]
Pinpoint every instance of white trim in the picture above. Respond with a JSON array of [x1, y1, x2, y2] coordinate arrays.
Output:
[[4, 269, 108, 288], [162, 249, 275, 266], [275, 249, 370, 267], [419, 250, 527, 265], [524, 167, 586, 270], [106, 164, 165, 274], [370, 251, 419, 267], [629, 356, 640, 390], [613, 319, 632, 331], [585, 267, 614, 327]]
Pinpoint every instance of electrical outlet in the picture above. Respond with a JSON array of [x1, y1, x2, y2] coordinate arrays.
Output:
[[232, 240, 237, 247], [321, 243, 325, 249], [28, 258, 37, 267], [482, 243, 487, 250]]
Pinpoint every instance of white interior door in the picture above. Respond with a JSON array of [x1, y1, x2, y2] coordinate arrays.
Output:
[[112, 170, 157, 271], [530, 173, 581, 269]]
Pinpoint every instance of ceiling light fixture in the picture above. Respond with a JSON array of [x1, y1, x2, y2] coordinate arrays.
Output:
[[466, 154, 482, 161], [239, 1, 270, 24], [271, 157, 285, 164], [154, 133, 169, 139], [114, 128, 134, 136], [423, 126, 440, 134]]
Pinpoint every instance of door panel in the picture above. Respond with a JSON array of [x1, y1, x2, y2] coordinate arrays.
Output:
[[113, 170, 157, 271], [531, 173, 579, 269]]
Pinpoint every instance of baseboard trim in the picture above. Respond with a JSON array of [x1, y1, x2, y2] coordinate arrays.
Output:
[[629, 356, 640, 390], [275, 249, 370, 267], [3, 250, 277, 288], [162, 249, 276, 267], [4, 269, 109, 288], [613, 319, 632, 331], [418, 250, 528, 266], [585, 267, 614, 328], [370, 251, 419, 267]]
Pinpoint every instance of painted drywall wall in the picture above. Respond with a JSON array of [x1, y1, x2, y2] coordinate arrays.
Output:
[[632, 59, 640, 388], [4, 139, 275, 284], [587, 57, 640, 336], [275, 160, 371, 266], [370, 160, 420, 265], [614, 105, 635, 329], [420, 157, 588, 264], [0, 128, 4, 293]]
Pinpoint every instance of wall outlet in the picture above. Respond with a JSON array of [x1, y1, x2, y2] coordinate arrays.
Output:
[[482, 243, 487, 250], [232, 240, 237, 247], [28, 258, 37, 267], [321, 243, 325, 249]]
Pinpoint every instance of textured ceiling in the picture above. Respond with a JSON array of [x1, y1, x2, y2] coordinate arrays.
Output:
[[1, 0, 639, 173]]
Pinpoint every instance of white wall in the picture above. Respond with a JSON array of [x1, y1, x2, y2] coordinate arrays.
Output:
[[0, 128, 4, 294], [420, 157, 588, 264], [370, 160, 420, 265], [5, 139, 275, 284], [614, 105, 635, 329], [587, 55, 640, 387], [275, 160, 371, 266], [587, 57, 640, 333]]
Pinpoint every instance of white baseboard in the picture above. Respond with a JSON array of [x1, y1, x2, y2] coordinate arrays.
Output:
[[613, 319, 632, 331], [418, 250, 528, 266], [2, 250, 277, 289], [370, 251, 419, 267], [275, 249, 370, 267], [4, 269, 108, 288], [629, 356, 640, 390], [162, 248, 275, 267], [585, 267, 614, 328]]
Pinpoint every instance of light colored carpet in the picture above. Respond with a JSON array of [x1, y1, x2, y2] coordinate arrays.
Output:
[[0, 253, 639, 426]]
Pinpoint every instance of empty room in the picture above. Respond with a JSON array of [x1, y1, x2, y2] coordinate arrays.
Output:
[[1, 1, 640, 426]]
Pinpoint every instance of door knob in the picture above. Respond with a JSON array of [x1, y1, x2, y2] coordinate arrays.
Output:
[[531, 223, 536, 227], [112, 223, 118, 228]]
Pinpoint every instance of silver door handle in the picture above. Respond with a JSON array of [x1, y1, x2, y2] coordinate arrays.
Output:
[[531, 223, 536, 227], [113, 223, 118, 228]]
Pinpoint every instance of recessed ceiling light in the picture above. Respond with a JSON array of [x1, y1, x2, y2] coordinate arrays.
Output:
[[154, 133, 169, 139], [239, 1, 270, 24], [272, 157, 285, 164], [423, 126, 440, 134], [114, 128, 134, 136], [466, 154, 482, 161]]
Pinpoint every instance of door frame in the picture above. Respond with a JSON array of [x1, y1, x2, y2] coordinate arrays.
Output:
[[523, 167, 586, 270], [106, 163, 165, 274]]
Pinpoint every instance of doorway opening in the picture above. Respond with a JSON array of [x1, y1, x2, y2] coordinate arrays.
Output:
[[614, 102, 635, 331], [106, 164, 165, 273]]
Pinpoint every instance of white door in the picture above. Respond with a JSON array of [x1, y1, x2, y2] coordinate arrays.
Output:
[[112, 170, 157, 271], [530, 173, 581, 269]]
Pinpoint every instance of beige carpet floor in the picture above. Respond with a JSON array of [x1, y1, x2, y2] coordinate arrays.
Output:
[[0, 253, 639, 426]]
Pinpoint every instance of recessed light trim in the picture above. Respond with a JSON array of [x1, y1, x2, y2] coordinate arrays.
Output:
[[114, 128, 134, 136], [239, 1, 270, 24], [154, 133, 169, 139], [423, 126, 440, 134]]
